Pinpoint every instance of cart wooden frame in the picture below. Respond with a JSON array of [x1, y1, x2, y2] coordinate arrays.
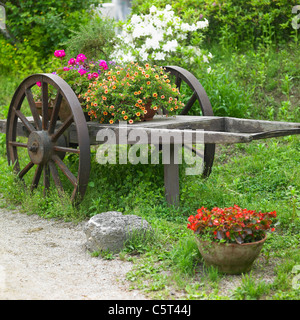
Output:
[[1, 66, 300, 205]]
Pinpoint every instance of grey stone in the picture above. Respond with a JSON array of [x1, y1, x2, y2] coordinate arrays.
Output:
[[83, 211, 152, 253]]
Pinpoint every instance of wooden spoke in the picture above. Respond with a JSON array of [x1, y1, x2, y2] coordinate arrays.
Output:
[[25, 88, 42, 130], [175, 74, 182, 89], [48, 160, 63, 191], [51, 114, 73, 143], [43, 164, 50, 190], [52, 154, 77, 187], [14, 108, 35, 133], [31, 164, 43, 191], [42, 81, 49, 130], [8, 141, 28, 148], [181, 91, 197, 115], [18, 161, 34, 179], [53, 146, 80, 154], [48, 89, 63, 134]]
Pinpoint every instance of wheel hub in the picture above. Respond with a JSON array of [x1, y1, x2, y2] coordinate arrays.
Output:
[[27, 131, 66, 164]]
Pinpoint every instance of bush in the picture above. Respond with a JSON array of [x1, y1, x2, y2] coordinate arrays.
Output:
[[3, 0, 99, 61], [62, 15, 117, 61], [131, 0, 299, 49]]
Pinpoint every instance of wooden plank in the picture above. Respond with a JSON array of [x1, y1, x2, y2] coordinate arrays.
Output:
[[251, 128, 300, 140], [225, 117, 300, 133], [2, 116, 300, 145]]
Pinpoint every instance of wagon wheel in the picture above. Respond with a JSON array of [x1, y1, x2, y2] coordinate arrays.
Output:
[[6, 73, 90, 203], [164, 66, 215, 178]]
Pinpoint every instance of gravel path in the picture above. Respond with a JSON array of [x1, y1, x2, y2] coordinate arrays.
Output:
[[0, 207, 147, 300]]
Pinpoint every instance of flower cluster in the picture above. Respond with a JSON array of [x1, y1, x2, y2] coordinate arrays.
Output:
[[33, 50, 113, 106], [53, 50, 114, 99], [82, 61, 184, 124], [54, 50, 66, 59], [187, 205, 277, 244], [112, 5, 212, 71]]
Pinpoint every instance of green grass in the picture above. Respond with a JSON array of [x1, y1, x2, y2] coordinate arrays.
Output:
[[0, 41, 299, 300]]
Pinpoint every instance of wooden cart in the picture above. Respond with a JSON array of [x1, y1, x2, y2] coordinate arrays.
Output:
[[1, 66, 300, 205]]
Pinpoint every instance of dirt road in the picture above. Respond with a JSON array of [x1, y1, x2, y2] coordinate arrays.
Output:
[[0, 207, 147, 300]]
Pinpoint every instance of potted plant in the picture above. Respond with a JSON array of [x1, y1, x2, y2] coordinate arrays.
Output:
[[187, 205, 277, 274], [82, 61, 185, 124], [32, 49, 113, 120]]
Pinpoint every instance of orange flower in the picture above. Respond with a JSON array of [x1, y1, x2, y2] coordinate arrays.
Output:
[[134, 92, 139, 95], [147, 81, 151, 85], [110, 105, 114, 109], [105, 89, 108, 94], [155, 75, 159, 79], [137, 99, 142, 104], [129, 119, 134, 124], [143, 110, 148, 114], [145, 74, 150, 78], [136, 112, 141, 116], [153, 106, 158, 110], [122, 111, 126, 115], [153, 93, 158, 98], [123, 115, 128, 120], [103, 111, 108, 116], [109, 120, 114, 124], [112, 86, 116, 89], [161, 95, 165, 99], [102, 96, 107, 100]]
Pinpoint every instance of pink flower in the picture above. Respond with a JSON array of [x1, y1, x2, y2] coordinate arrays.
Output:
[[78, 69, 87, 76], [54, 50, 66, 58], [63, 67, 70, 71], [76, 54, 87, 64], [92, 72, 99, 78], [88, 73, 93, 80], [99, 60, 108, 70], [68, 58, 76, 65], [36, 81, 42, 87]]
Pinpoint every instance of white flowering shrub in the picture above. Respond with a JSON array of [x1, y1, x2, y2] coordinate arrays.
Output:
[[111, 5, 212, 72]]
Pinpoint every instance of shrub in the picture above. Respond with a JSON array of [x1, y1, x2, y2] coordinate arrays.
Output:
[[112, 4, 212, 72], [131, 0, 299, 48], [3, 0, 99, 61], [62, 15, 118, 61]]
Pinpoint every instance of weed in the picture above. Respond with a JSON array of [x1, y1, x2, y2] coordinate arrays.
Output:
[[231, 273, 271, 300]]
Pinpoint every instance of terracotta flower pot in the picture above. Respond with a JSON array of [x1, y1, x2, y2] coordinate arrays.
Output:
[[35, 99, 73, 122], [140, 101, 158, 121], [195, 234, 267, 274]]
